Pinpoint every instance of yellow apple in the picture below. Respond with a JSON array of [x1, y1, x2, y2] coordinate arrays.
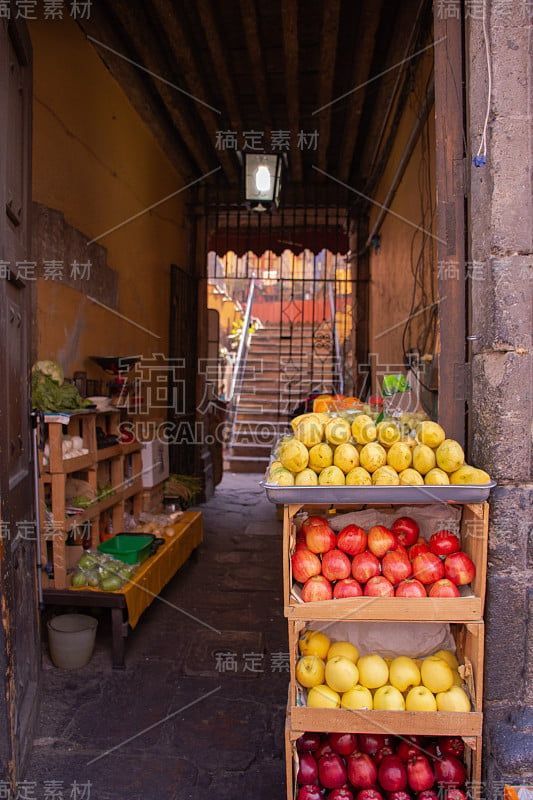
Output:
[[389, 656, 421, 693], [327, 641, 359, 664], [433, 649, 459, 670], [421, 656, 454, 693], [357, 654, 389, 689], [373, 684, 406, 711], [307, 684, 341, 708], [295, 655, 326, 688], [436, 685, 472, 712], [341, 684, 374, 710], [299, 630, 331, 659], [325, 656, 359, 693], [351, 414, 377, 444], [405, 686, 438, 711]]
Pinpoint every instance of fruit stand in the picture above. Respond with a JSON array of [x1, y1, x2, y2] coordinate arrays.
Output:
[[263, 407, 493, 800]]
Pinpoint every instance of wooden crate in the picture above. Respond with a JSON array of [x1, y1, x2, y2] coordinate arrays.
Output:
[[284, 502, 488, 622], [284, 710, 482, 800], [288, 619, 484, 737]]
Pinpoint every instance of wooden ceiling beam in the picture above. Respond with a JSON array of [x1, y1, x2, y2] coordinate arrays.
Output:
[[238, 0, 272, 140], [103, 0, 214, 177], [77, 9, 197, 181], [195, 0, 245, 134], [151, 0, 240, 184], [315, 0, 342, 172], [337, 0, 384, 184], [281, 0, 302, 182]]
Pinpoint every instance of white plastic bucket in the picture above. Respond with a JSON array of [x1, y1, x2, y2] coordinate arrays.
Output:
[[47, 614, 98, 669]]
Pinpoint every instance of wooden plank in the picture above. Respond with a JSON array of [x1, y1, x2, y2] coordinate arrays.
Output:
[[281, 0, 302, 181], [151, 0, 239, 184], [239, 0, 272, 141], [196, 0, 245, 133], [434, 5, 466, 444], [337, 1, 384, 182], [315, 0, 341, 173]]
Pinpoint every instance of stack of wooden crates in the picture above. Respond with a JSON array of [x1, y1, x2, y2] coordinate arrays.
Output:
[[280, 499, 489, 799]]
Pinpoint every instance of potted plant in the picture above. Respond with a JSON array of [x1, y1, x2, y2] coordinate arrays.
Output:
[[162, 474, 202, 510]]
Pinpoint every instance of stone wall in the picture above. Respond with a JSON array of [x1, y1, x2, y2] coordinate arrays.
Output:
[[467, 0, 533, 788]]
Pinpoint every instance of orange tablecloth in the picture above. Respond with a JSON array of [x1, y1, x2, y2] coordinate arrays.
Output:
[[123, 511, 203, 627]]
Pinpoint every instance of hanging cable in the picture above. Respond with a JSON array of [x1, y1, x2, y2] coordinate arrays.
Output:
[[473, 0, 492, 167]]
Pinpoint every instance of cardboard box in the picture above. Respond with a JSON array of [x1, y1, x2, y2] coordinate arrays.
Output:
[[284, 502, 488, 622]]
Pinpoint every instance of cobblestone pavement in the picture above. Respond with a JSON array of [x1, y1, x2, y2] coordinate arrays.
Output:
[[26, 473, 288, 800]]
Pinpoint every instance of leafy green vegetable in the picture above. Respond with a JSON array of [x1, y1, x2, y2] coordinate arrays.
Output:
[[32, 365, 93, 412], [32, 360, 64, 386]]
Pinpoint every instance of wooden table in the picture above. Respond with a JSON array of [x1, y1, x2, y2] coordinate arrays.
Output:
[[43, 511, 203, 668]]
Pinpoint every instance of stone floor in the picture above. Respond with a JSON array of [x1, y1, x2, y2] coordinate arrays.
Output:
[[27, 473, 289, 800]]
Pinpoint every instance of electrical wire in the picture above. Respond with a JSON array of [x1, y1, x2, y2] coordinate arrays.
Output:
[[474, 0, 492, 166]]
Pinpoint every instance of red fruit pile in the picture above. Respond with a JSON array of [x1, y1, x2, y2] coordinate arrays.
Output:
[[292, 516, 476, 602], [295, 732, 468, 800]]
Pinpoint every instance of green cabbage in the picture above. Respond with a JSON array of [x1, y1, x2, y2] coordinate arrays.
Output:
[[32, 360, 64, 386], [31, 365, 93, 412]]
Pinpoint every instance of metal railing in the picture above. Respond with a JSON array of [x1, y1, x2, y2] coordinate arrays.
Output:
[[328, 279, 344, 395], [226, 276, 256, 450]]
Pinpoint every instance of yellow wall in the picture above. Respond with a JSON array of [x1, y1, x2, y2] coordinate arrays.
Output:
[[29, 17, 190, 381], [365, 53, 436, 391]]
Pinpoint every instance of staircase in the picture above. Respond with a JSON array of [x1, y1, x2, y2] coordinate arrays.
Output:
[[225, 323, 339, 473]]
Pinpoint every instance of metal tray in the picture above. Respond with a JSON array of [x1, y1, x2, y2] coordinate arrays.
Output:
[[261, 480, 496, 505]]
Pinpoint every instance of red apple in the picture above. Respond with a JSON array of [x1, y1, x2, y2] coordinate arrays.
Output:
[[322, 548, 352, 581], [417, 792, 439, 800], [346, 752, 378, 788], [297, 752, 319, 785], [305, 522, 336, 554], [358, 734, 389, 755], [337, 524, 368, 555], [291, 549, 322, 583], [363, 575, 395, 597], [391, 516, 420, 547], [314, 739, 334, 760], [444, 552, 476, 585], [429, 530, 461, 556], [409, 540, 430, 560], [377, 755, 407, 792], [428, 578, 460, 597], [355, 791, 384, 800], [301, 575, 333, 602], [438, 736, 465, 759], [329, 732, 358, 755], [395, 739, 423, 762], [424, 742, 440, 761], [381, 550, 413, 585], [351, 551, 380, 583], [296, 732, 322, 753], [406, 754, 435, 792], [302, 515, 331, 533], [334, 578, 363, 599], [433, 755, 466, 788], [318, 752, 348, 789], [329, 789, 355, 800], [395, 542, 409, 558], [412, 552, 445, 584], [367, 525, 398, 558], [387, 793, 411, 800], [444, 790, 467, 800], [374, 745, 394, 765], [296, 786, 323, 800], [395, 578, 427, 597]]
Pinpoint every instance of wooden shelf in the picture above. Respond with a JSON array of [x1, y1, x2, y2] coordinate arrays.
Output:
[[38, 412, 143, 589]]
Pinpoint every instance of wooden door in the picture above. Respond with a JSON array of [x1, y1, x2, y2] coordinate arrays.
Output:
[[0, 19, 39, 783]]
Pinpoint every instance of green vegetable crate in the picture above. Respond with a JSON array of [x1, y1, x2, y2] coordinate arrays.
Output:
[[98, 534, 153, 565]]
